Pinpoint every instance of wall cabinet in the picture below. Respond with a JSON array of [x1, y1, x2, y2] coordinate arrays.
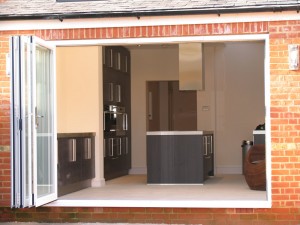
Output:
[[103, 46, 130, 73], [57, 133, 95, 196]]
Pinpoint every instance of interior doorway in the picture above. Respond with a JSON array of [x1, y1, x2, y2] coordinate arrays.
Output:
[[146, 80, 197, 131]]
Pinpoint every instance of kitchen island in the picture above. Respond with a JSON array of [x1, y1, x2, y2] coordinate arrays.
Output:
[[147, 131, 214, 184]]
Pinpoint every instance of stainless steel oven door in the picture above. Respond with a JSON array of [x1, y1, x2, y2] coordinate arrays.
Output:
[[104, 106, 127, 135]]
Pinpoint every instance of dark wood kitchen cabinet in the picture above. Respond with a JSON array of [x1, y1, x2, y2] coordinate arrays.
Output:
[[103, 136, 131, 180], [103, 46, 131, 180], [103, 46, 131, 107], [57, 133, 95, 196], [147, 132, 214, 184]]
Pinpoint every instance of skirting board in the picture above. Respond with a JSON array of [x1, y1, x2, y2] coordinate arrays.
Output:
[[215, 165, 242, 174], [129, 167, 147, 175]]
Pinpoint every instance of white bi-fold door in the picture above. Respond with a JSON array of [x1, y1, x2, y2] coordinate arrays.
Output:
[[10, 36, 57, 208]]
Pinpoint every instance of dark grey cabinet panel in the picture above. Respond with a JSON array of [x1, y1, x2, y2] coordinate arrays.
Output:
[[57, 133, 95, 196], [147, 135, 205, 184], [174, 136, 204, 183], [253, 133, 265, 144]]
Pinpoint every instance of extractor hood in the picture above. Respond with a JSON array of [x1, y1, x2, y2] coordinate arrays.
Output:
[[179, 43, 204, 91]]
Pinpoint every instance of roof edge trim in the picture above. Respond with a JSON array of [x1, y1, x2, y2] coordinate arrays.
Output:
[[0, 4, 299, 21]]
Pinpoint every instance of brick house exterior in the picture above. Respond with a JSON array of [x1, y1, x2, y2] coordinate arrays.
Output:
[[0, 0, 300, 224]]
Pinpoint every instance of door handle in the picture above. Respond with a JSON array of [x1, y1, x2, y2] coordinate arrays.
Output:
[[35, 107, 44, 128], [35, 114, 44, 128]]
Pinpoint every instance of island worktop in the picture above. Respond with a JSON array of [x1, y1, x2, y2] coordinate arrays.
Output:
[[146, 131, 214, 184], [147, 131, 213, 135]]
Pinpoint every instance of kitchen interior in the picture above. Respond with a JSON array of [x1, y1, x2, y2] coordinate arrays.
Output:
[[55, 40, 266, 202]]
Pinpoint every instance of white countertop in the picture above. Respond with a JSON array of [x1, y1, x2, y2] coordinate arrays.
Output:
[[253, 130, 265, 135], [147, 131, 213, 135]]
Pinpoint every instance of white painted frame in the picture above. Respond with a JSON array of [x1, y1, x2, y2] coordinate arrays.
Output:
[[10, 36, 58, 208], [47, 33, 271, 209], [32, 36, 58, 207]]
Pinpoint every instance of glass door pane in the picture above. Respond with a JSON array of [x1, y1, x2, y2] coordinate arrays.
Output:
[[33, 37, 57, 206]]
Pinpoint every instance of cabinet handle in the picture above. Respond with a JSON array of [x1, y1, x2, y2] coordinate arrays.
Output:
[[85, 138, 92, 159], [125, 137, 128, 155], [125, 56, 128, 72], [109, 49, 113, 67], [109, 83, 114, 102], [69, 139, 76, 162], [109, 138, 114, 157], [103, 111, 107, 131], [209, 136, 213, 154], [115, 84, 121, 102], [119, 138, 122, 156], [117, 52, 121, 70], [204, 136, 208, 156], [123, 113, 128, 131]]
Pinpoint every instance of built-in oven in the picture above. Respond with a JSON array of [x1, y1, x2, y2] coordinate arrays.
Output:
[[104, 105, 128, 159], [104, 105, 128, 136]]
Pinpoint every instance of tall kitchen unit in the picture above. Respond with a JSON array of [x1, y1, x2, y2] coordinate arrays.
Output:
[[103, 46, 131, 180]]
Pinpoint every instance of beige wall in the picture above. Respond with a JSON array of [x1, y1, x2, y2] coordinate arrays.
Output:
[[130, 46, 179, 172], [56, 46, 104, 186], [214, 42, 265, 173], [131, 42, 265, 174], [197, 43, 265, 173]]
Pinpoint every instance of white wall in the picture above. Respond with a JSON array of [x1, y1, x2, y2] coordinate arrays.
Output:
[[56, 46, 104, 186], [130, 42, 265, 174]]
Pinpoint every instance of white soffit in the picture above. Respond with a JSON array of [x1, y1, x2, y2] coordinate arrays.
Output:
[[0, 11, 300, 31]]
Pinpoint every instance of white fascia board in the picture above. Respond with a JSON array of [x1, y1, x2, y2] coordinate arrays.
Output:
[[0, 11, 300, 31], [52, 33, 269, 46]]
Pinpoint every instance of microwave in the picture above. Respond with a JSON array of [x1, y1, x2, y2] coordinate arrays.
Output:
[[104, 105, 128, 136]]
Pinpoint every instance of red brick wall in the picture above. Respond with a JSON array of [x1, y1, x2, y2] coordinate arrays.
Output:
[[0, 21, 300, 224]]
